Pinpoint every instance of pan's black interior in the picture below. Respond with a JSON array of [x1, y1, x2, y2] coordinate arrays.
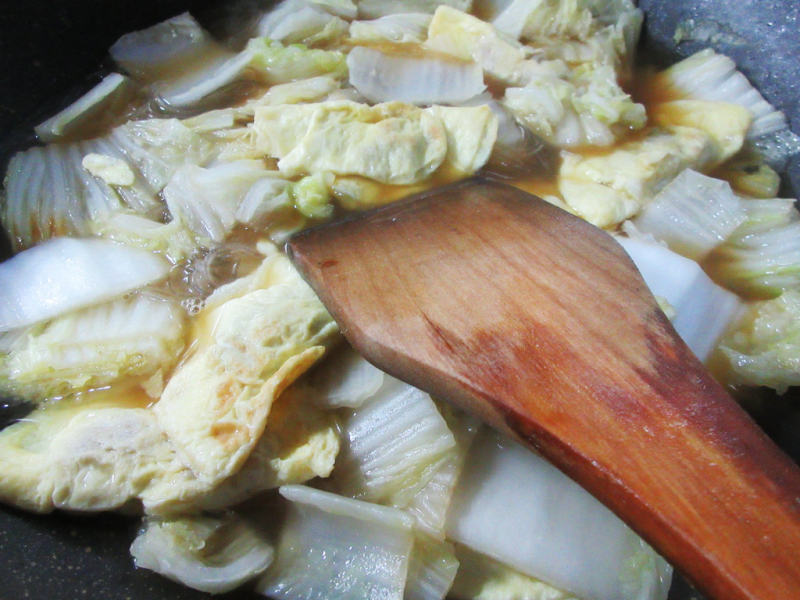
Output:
[[0, 2, 797, 599]]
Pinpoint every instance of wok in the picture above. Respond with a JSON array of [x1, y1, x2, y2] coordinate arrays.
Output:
[[0, 1, 798, 599]]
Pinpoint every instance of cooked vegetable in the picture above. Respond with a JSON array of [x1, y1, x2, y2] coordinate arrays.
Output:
[[257, 485, 415, 600], [617, 237, 742, 362], [347, 46, 486, 105], [446, 428, 672, 600], [718, 289, 800, 393], [3, 1, 800, 598], [332, 377, 457, 507], [405, 533, 460, 600], [35, 73, 134, 143], [130, 513, 274, 593], [307, 344, 385, 408], [632, 169, 748, 261], [0, 237, 170, 332], [0, 293, 185, 401], [707, 203, 800, 299], [349, 13, 432, 43]]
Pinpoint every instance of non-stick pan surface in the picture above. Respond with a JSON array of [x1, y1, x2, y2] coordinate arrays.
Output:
[[0, 2, 798, 599]]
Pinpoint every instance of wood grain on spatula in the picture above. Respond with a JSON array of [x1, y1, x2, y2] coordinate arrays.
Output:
[[287, 177, 800, 600]]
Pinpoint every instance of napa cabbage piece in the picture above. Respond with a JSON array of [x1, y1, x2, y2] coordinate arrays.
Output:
[[349, 13, 432, 43], [35, 73, 135, 143], [130, 513, 274, 594], [717, 289, 800, 393], [90, 213, 197, 264], [707, 199, 800, 299], [347, 46, 486, 105], [256, 0, 350, 46], [0, 294, 185, 402], [404, 403, 480, 538], [446, 428, 672, 600], [0, 237, 170, 332], [253, 100, 448, 183], [331, 376, 456, 507], [2, 144, 122, 249], [110, 12, 221, 81], [493, 0, 594, 41], [246, 37, 349, 82], [617, 237, 742, 363], [257, 485, 415, 600], [200, 384, 340, 510], [356, 0, 472, 19], [405, 533, 460, 600], [107, 118, 216, 192], [558, 126, 719, 228], [256, 0, 357, 39], [153, 249, 339, 485], [306, 344, 385, 409], [450, 544, 580, 600], [289, 171, 335, 218], [163, 160, 278, 243], [632, 169, 748, 261], [502, 61, 645, 148]]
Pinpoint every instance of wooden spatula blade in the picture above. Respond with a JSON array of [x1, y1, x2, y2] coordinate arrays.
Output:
[[288, 177, 800, 600]]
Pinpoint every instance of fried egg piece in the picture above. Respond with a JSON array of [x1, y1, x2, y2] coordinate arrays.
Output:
[[0, 251, 338, 515], [202, 384, 340, 510]]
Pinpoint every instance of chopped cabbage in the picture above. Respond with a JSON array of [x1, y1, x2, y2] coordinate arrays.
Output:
[[404, 403, 480, 537], [356, 0, 473, 19], [257, 485, 414, 600], [492, 0, 594, 41], [349, 13, 432, 43], [35, 73, 134, 143], [109, 13, 220, 81], [258, 3, 349, 45], [130, 513, 274, 593], [0, 237, 170, 332], [707, 200, 800, 299], [405, 533, 460, 600], [90, 212, 197, 264], [717, 289, 800, 393], [163, 160, 275, 243], [446, 427, 672, 600], [331, 376, 456, 507], [616, 236, 743, 363], [347, 46, 486, 105], [0, 293, 185, 402], [247, 37, 348, 82], [306, 344, 385, 409], [108, 118, 215, 191], [503, 62, 645, 148], [632, 169, 748, 261], [289, 171, 335, 219]]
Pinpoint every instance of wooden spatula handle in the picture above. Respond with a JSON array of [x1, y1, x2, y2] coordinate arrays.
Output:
[[289, 179, 800, 600]]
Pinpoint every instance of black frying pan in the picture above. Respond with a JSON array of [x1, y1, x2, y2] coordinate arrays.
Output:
[[0, 2, 798, 599]]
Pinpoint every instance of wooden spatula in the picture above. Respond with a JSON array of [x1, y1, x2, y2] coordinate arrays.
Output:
[[287, 177, 800, 600]]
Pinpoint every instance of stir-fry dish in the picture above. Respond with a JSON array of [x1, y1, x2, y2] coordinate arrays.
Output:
[[1, 1, 799, 599]]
